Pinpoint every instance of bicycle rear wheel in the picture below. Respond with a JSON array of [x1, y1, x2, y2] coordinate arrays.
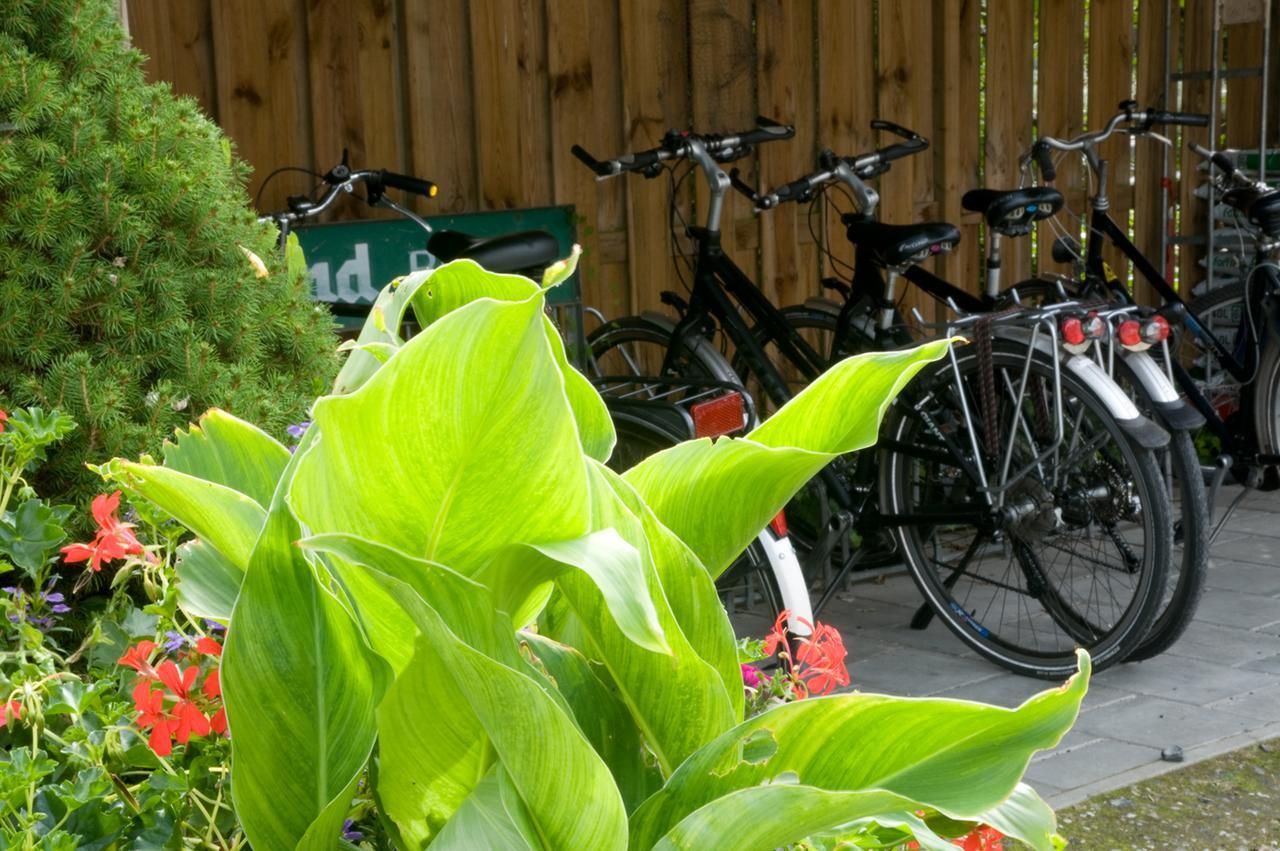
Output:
[[880, 342, 1172, 678]]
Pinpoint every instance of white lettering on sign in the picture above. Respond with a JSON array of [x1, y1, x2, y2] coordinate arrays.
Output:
[[308, 245, 441, 303], [409, 250, 440, 272]]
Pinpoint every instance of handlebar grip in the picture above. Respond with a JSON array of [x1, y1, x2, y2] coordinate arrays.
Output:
[[1032, 140, 1057, 182], [738, 119, 796, 146], [772, 176, 813, 204], [379, 170, 438, 199], [870, 118, 923, 141], [617, 149, 662, 171], [1148, 110, 1209, 127], [878, 137, 929, 164], [571, 144, 616, 176]]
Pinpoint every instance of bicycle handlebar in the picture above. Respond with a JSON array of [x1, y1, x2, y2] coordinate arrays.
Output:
[[258, 161, 438, 226], [1026, 101, 1208, 181], [571, 116, 796, 180], [729, 119, 930, 210], [375, 170, 439, 199]]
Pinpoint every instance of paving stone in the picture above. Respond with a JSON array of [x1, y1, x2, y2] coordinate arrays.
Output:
[[932, 674, 1051, 709], [1205, 683, 1280, 722], [1023, 739, 1160, 791], [1032, 729, 1105, 761], [1097, 653, 1280, 704], [1077, 684, 1138, 715], [1204, 559, 1280, 596], [1210, 508, 1280, 540], [849, 647, 999, 697], [1163, 620, 1280, 667], [1178, 587, 1280, 631], [841, 573, 924, 608], [1073, 696, 1262, 749], [1241, 652, 1280, 675], [1207, 535, 1280, 568]]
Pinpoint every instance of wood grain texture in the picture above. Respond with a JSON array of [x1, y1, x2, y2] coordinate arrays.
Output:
[[209, 0, 314, 212], [619, 0, 689, 314], [985, 0, 1034, 283], [757, 0, 815, 307], [1179, 0, 1215, 292], [129, 0, 218, 116], [402, 0, 477, 214], [1036, 0, 1086, 278], [1133, 0, 1169, 301]]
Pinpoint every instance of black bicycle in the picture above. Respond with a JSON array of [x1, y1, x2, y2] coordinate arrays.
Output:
[[577, 119, 1174, 678]]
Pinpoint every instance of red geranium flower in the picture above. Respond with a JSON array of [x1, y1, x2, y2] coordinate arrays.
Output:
[[60, 491, 147, 572], [118, 640, 159, 677], [957, 825, 1004, 850], [202, 668, 220, 700], [794, 622, 850, 696], [195, 637, 222, 657], [0, 700, 20, 728], [0, 409, 8, 435]]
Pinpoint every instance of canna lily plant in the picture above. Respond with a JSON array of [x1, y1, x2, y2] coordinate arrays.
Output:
[[102, 254, 1088, 850]]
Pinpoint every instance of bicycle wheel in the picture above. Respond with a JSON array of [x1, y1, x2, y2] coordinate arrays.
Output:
[[1109, 359, 1209, 661], [880, 341, 1172, 678], [587, 314, 738, 386], [1179, 282, 1251, 440]]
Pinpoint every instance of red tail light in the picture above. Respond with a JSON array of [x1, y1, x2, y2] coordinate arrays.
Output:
[[1117, 319, 1143, 348], [1083, 313, 1107, 339], [691, 391, 746, 439], [1061, 317, 1085, 346], [768, 511, 788, 537], [1142, 314, 1170, 344]]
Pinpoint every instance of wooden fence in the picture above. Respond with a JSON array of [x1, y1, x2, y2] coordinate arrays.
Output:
[[125, 0, 1276, 320]]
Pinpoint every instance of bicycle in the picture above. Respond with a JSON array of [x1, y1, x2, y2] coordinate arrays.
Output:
[[576, 120, 1174, 678]]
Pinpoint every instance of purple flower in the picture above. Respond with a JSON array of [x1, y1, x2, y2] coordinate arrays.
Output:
[[203, 619, 227, 633], [286, 421, 311, 439], [340, 819, 363, 842], [741, 663, 764, 689], [163, 630, 195, 653]]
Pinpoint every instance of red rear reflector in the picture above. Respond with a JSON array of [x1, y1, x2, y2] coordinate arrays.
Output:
[[1117, 319, 1142, 347], [691, 391, 746, 438], [768, 511, 788, 537], [1060, 317, 1085, 346], [1142, 314, 1170, 344]]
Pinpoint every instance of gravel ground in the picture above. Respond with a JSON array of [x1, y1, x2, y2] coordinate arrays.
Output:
[[1048, 738, 1280, 850]]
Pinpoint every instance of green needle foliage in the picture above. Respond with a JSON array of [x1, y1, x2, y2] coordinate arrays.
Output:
[[0, 0, 337, 512]]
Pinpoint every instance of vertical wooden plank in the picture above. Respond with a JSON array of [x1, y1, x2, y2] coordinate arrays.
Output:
[[933, 0, 979, 290], [1133, 0, 1169, 303], [985, 0, 1034, 283], [1178, 0, 1215, 292], [878, 0, 937, 320], [757, 0, 815, 307], [306, 0, 404, 220], [128, 0, 218, 117], [1088, 0, 1136, 284], [1225, 23, 1263, 150], [689, 0, 758, 290], [816, 0, 875, 284], [954, 0, 983, 297], [470, 0, 553, 210], [210, 0, 314, 213], [1036, 0, 1087, 276], [547, 0, 629, 317], [402, 0, 478, 214], [619, 0, 691, 313]]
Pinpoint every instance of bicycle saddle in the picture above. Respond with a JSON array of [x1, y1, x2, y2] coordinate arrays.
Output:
[[843, 219, 961, 267], [961, 187, 1064, 236], [1223, 187, 1280, 238], [428, 229, 561, 275]]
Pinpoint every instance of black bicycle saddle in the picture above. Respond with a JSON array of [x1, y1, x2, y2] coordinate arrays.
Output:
[[961, 187, 1064, 236], [843, 219, 962, 267], [428, 229, 561, 275]]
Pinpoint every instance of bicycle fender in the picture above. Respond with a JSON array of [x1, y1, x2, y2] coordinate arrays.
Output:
[[801, 296, 842, 314], [1122, 351, 1206, 432], [755, 528, 814, 637], [1065, 355, 1170, 449]]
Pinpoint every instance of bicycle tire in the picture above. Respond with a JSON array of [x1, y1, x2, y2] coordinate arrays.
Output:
[[587, 314, 739, 386], [1109, 360, 1209, 661], [880, 341, 1172, 678]]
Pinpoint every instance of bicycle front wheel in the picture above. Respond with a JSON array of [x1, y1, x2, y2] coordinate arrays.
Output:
[[879, 342, 1172, 678]]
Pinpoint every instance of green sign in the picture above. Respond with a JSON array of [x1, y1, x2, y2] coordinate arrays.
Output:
[[294, 205, 580, 310]]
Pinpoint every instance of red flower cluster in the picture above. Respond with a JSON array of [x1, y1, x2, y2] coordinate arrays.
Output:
[[0, 699, 19, 728], [0, 408, 8, 435], [764, 610, 851, 697], [61, 491, 147, 572], [118, 637, 226, 757]]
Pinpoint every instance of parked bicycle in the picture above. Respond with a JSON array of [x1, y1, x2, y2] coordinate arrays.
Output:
[[576, 119, 1175, 678]]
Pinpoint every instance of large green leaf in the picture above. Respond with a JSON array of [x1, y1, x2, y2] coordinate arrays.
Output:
[[160, 408, 291, 507], [104, 460, 264, 570], [522, 633, 661, 814], [290, 292, 591, 574], [430, 770, 538, 850], [543, 461, 737, 775], [299, 533, 627, 850], [477, 530, 668, 654], [223, 467, 385, 850], [407, 257, 614, 461], [623, 340, 955, 577], [629, 650, 1089, 850], [330, 274, 429, 396], [173, 539, 240, 621]]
